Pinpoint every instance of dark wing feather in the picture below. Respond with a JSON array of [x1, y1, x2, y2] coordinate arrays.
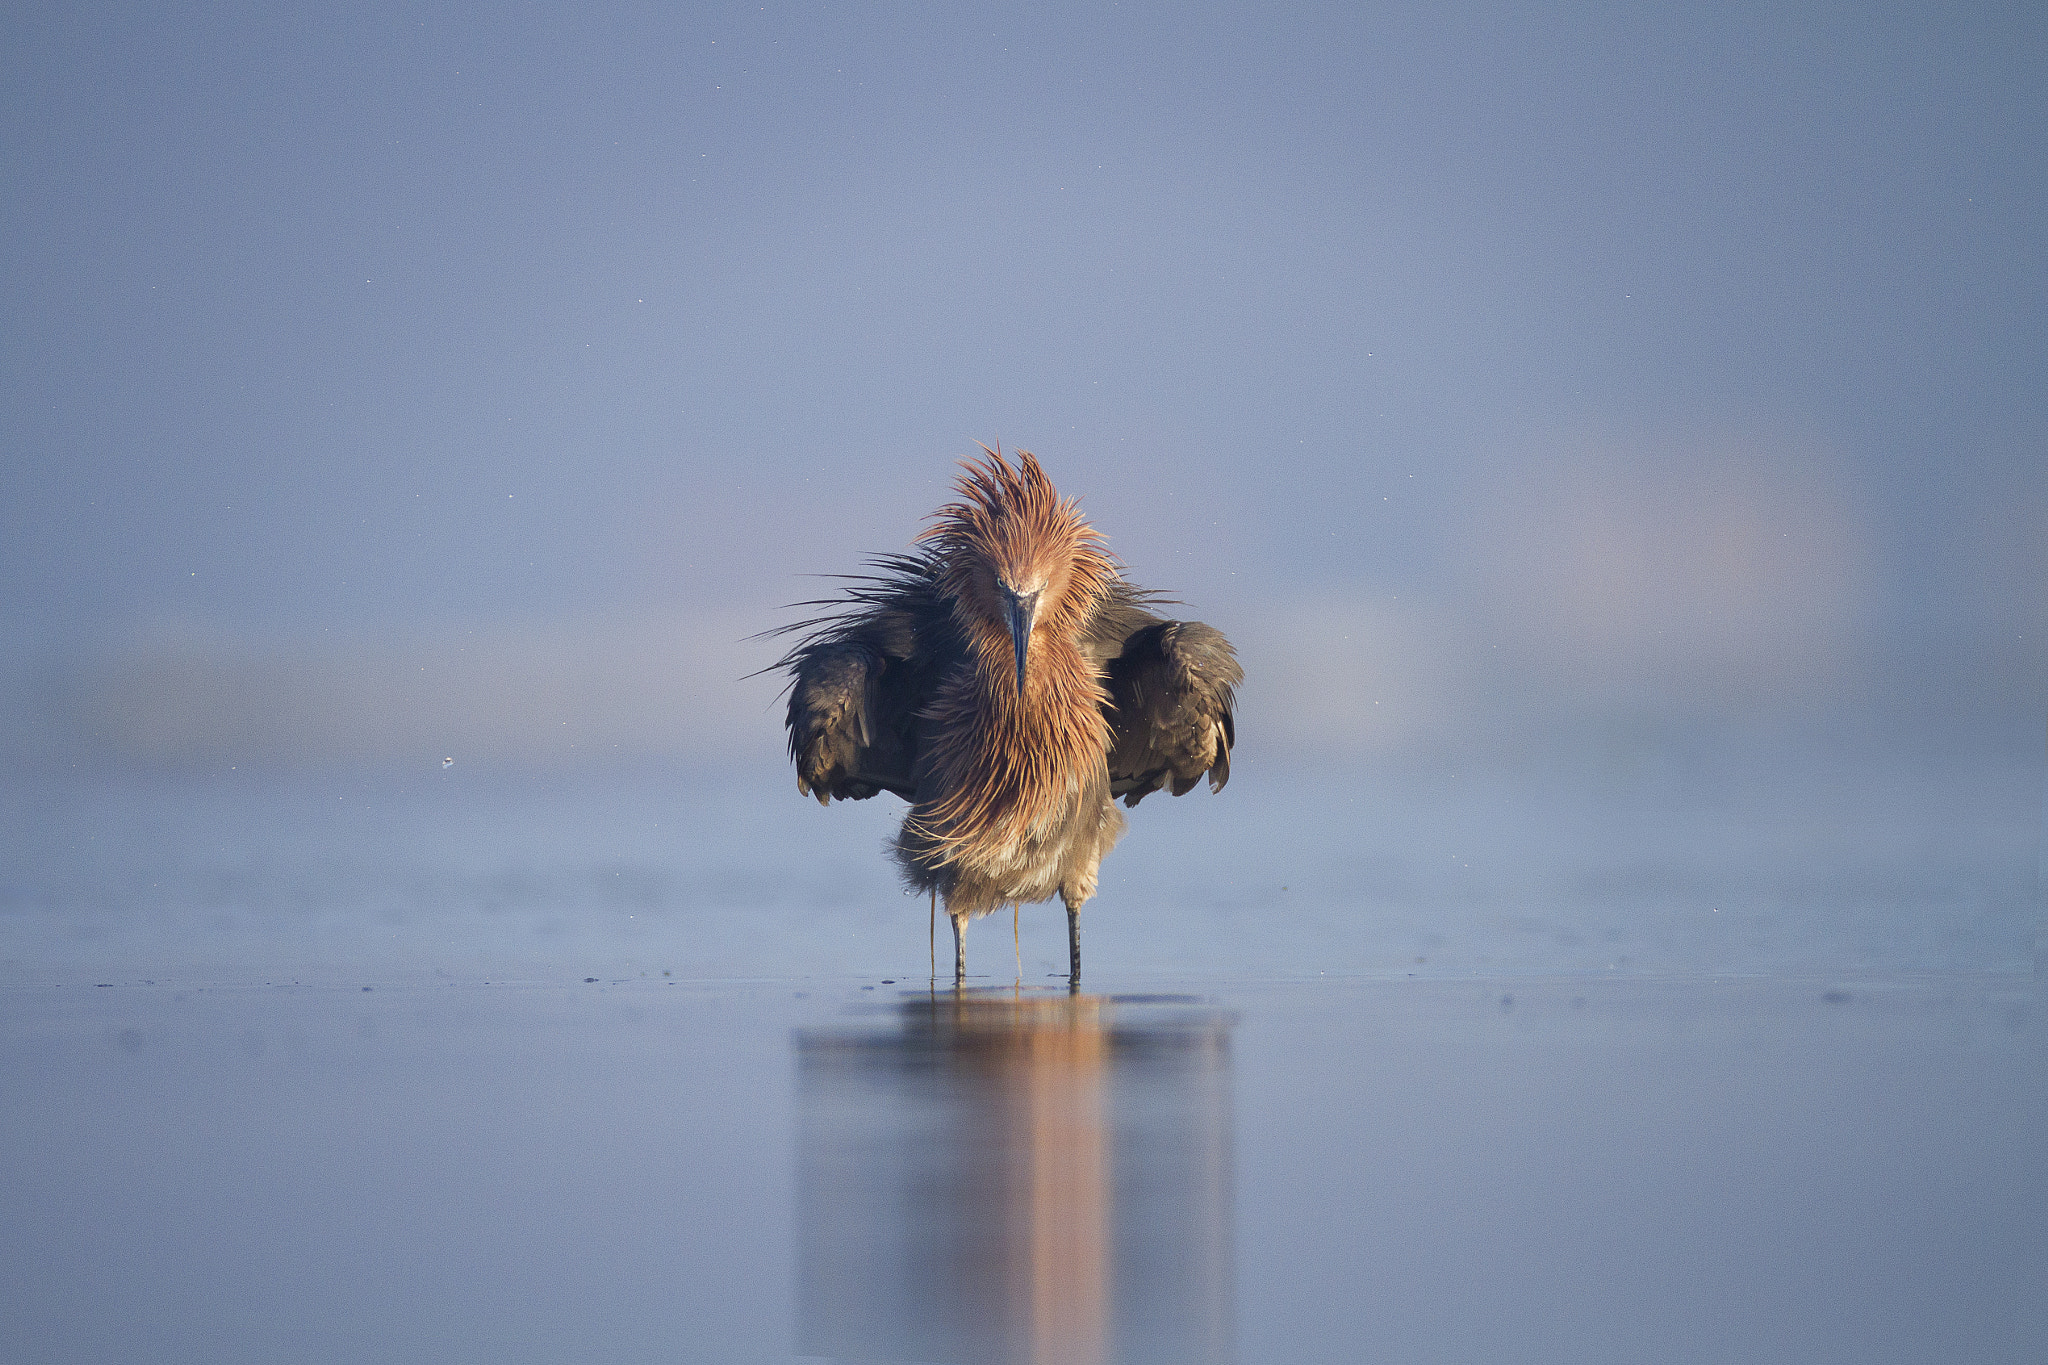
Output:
[[786, 641, 905, 802], [772, 554, 946, 805], [1102, 616, 1242, 808]]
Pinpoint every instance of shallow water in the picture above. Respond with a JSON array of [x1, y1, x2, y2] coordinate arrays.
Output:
[[5, 974, 2042, 1364], [2, 764, 2043, 1362], [2, 757, 2036, 985]]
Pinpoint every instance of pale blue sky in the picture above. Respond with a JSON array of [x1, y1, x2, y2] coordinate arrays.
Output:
[[3, 2, 2041, 765]]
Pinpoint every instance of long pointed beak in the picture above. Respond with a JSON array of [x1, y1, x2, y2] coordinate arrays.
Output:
[[1005, 592, 1038, 695]]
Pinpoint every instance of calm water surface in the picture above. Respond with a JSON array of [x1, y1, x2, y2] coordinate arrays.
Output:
[[5, 974, 2042, 1364], [2, 766, 2042, 1362]]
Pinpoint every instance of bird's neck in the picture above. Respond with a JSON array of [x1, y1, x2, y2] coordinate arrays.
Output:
[[910, 624, 1112, 859], [973, 630, 1098, 723]]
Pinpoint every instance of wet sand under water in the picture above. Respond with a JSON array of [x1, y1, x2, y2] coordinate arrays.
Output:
[[3, 970, 2042, 1364]]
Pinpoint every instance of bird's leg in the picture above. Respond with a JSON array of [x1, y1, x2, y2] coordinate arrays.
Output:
[[1013, 903, 1021, 984], [929, 887, 936, 983], [951, 910, 969, 988], [1067, 905, 1081, 991]]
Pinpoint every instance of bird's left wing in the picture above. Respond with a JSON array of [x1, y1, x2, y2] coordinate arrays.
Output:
[[1102, 618, 1242, 807]]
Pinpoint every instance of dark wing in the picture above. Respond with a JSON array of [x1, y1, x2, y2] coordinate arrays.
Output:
[[774, 554, 945, 805], [786, 640, 910, 802], [1101, 613, 1242, 808]]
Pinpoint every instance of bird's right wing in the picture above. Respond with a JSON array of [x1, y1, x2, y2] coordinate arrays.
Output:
[[777, 555, 940, 805], [787, 641, 917, 803]]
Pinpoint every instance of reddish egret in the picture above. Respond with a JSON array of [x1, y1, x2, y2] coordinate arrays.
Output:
[[776, 447, 1240, 985]]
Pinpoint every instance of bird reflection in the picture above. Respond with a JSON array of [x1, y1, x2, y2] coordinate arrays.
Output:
[[796, 991, 1233, 1365]]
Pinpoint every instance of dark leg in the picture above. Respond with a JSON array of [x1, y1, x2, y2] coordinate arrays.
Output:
[[929, 888, 936, 982], [951, 911, 968, 987], [1067, 905, 1081, 990]]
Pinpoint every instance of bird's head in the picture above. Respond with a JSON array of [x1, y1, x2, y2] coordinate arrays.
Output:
[[924, 446, 1119, 695]]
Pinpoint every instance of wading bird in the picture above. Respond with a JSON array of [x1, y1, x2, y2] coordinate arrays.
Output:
[[775, 447, 1240, 985]]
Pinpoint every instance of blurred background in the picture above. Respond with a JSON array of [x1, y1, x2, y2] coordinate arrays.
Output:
[[2, 1, 2042, 980]]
